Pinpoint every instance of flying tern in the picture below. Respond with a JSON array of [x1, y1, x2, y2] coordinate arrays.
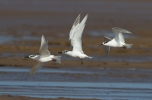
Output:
[[97, 27, 133, 55], [58, 14, 92, 64], [24, 35, 61, 76]]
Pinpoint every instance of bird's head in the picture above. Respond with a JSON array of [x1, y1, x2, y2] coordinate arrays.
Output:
[[23, 54, 38, 59], [103, 41, 109, 44], [58, 50, 69, 54], [97, 41, 108, 46]]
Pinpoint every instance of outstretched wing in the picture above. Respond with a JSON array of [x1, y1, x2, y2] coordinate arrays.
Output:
[[69, 14, 80, 39], [29, 62, 46, 76], [69, 14, 88, 53], [112, 27, 132, 43], [39, 35, 50, 57], [104, 36, 111, 42]]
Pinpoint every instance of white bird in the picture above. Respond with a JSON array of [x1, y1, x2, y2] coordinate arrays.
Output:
[[24, 35, 61, 76], [97, 27, 133, 55], [58, 14, 92, 64]]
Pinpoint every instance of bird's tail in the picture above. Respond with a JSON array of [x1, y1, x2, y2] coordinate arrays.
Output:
[[87, 56, 92, 59], [123, 44, 133, 49], [53, 56, 61, 64]]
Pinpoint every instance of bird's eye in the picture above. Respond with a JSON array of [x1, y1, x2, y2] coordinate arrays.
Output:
[[64, 50, 67, 53], [104, 41, 108, 43], [30, 55, 35, 57]]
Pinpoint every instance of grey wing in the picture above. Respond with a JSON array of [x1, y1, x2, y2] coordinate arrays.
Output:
[[69, 14, 80, 39], [104, 46, 110, 55], [39, 35, 50, 57], [70, 14, 88, 53], [112, 27, 132, 43], [29, 62, 46, 76], [104, 36, 111, 42]]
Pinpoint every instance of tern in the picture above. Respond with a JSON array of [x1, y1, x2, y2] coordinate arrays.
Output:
[[58, 14, 92, 64], [97, 27, 133, 55], [24, 35, 61, 76]]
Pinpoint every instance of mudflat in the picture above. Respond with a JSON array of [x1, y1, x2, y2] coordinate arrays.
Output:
[[0, 0, 152, 99], [0, 95, 92, 100]]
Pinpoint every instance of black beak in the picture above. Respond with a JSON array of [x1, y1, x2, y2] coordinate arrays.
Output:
[[23, 56, 29, 58], [58, 52, 62, 54], [97, 44, 103, 46]]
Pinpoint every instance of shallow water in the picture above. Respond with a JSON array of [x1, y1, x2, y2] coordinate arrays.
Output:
[[0, 81, 152, 99], [0, 67, 152, 99]]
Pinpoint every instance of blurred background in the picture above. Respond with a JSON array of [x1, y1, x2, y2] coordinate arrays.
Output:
[[1, 0, 152, 99], [0, 0, 152, 67]]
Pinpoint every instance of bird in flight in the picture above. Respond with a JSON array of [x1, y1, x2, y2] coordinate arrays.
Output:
[[58, 14, 92, 64], [97, 27, 133, 55], [24, 35, 61, 76]]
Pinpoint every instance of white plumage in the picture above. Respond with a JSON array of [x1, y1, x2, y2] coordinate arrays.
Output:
[[58, 14, 91, 64], [98, 27, 133, 55], [70, 14, 88, 54], [24, 35, 61, 76]]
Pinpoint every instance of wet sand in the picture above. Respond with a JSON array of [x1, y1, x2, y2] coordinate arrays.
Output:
[[0, 95, 92, 100], [0, 0, 152, 99]]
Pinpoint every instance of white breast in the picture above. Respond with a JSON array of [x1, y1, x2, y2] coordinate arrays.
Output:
[[66, 51, 82, 58], [39, 55, 54, 62], [105, 39, 123, 47]]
